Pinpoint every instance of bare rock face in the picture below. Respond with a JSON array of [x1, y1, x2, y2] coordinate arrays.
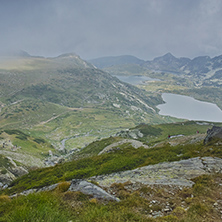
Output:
[[204, 126, 222, 144], [68, 179, 120, 202]]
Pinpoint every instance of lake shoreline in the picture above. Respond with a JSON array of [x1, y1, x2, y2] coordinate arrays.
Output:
[[157, 93, 222, 122]]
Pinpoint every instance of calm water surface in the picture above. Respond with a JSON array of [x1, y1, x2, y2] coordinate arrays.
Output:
[[157, 93, 222, 122], [113, 75, 159, 85]]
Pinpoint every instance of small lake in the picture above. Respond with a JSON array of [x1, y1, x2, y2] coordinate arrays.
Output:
[[157, 93, 222, 122], [113, 75, 159, 85]]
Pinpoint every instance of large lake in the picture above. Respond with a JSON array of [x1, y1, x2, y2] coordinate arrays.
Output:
[[113, 75, 159, 85], [157, 93, 222, 122]]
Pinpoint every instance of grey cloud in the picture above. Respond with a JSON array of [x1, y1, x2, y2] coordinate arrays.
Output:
[[1, 0, 222, 60]]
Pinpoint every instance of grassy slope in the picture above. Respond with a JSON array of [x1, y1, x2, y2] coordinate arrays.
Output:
[[1, 173, 221, 221], [0, 129, 56, 168], [2, 121, 222, 194], [1, 122, 222, 221]]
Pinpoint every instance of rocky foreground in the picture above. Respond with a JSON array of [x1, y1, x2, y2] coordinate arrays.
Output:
[[10, 156, 222, 198]]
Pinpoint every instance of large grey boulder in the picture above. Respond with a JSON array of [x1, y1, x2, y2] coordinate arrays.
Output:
[[68, 179, 120, 202], [204, 126, 222, 144]]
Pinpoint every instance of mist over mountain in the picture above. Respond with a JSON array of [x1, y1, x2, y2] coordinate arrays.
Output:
[[88, 55, 145, 69]]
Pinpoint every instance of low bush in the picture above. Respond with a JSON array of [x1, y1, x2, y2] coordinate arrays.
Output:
[[56, 181, 71, 192]]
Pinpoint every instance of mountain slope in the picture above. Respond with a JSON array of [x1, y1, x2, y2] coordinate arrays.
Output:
[[0, 53, 158, 111], [0, 52, 175, 170]]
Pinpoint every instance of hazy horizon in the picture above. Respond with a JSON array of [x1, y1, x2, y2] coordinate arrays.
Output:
[[1, 0, 222, 60]]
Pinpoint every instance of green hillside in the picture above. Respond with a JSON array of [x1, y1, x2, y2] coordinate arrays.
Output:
[[0, 54, 178, 164], [1, 121, 222, 221]]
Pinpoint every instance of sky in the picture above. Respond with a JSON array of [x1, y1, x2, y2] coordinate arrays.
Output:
[[1, 0, 222, 60]]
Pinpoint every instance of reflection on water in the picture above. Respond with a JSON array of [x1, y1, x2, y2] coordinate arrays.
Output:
[[113, 75, 159, 85], [157, 93, 222, 122]]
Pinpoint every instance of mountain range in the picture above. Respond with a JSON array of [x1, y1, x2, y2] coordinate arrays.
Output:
[[89, 52, 222, 86]]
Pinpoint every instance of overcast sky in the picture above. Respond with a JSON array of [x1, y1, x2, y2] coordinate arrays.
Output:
[[1, 0, 222, 60]]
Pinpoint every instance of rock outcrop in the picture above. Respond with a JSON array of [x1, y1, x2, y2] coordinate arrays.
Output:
[[10, 180, 120, 202], [91, 157, 222, 187], [98, 139, 148, 155], [68, 179, 120, 202], [204, 126, 222, 144]]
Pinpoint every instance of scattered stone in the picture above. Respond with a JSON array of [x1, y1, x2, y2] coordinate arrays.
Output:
[[163, 207, 171, 212], [152, 211, 163, 218], [214, 202, 218, 207]]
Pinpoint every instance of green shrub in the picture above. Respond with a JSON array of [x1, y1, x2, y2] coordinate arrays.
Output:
[[56, 181, 71, 192], [33, 138, 46, 144]]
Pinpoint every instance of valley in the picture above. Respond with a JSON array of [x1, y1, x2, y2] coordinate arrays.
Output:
[[0, 52, 222, 221]]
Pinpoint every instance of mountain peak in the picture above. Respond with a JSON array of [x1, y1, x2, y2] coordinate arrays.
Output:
[[56, 53, 79, 59], [163, 52, 175, 58]]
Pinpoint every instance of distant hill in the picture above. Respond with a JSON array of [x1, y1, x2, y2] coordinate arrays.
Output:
[[88, 55, 145, 69]]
